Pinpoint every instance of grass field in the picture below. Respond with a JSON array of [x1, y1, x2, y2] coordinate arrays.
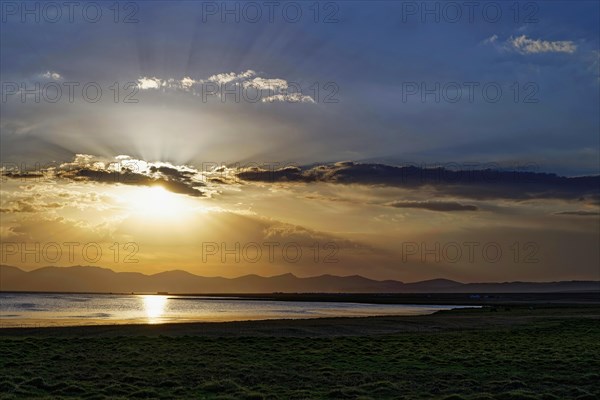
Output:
[[1, 307, 599, 399]]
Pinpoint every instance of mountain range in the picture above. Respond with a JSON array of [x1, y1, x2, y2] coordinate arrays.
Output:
[[1, 265, 598, 293]]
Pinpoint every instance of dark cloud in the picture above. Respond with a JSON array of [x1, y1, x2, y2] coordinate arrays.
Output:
[[4, 159, 598, 202], [0, 172, 44, 179], [207, 177, 228, 184], [555, 210, 599, 216], [387, 201, 478, 212], [1, 160, 206, 198], [238, 166, 305, 182], [149, 166, 195, 182], [62, 168, 205, 197], [237, 162, 600, 201]]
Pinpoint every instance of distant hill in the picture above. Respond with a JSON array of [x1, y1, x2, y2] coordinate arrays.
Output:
[[1, 265, 598, 294]]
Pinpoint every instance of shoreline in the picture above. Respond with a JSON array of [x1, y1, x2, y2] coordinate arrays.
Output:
[[2, 291, 599, 305], [0, 307, 463, 330], [2, 306, 599, 337]]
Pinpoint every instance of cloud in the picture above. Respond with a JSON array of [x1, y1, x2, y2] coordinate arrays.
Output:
[[5, 158, 598, 204], [243, 77, 287, 91], [236, 162, 600, 201], [137, 77, 162, 89], [262, 222, 367, 250], [0, 71, 65, 99], [2, 155, 208, 198], [262, 93, 315, 103], [555, 210, 599, 216], [0, 197, 63, 213], [148, 165, 195, 182], [238, 75, 315, 103], [136, 70, 315, 103], [482, 34, 498, 45], [0, 172, 44, 179], [387, 201, 478, 212], [208, 70, 256, 84], [38, 71, 62, 81], [483, 34, 577, 55], [180, 77, 197, 89], [507, 35, 577, 54], [67, 168, 205, 197]]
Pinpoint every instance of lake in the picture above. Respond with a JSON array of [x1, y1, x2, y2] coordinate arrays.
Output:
[[0, 293, 472, 327]]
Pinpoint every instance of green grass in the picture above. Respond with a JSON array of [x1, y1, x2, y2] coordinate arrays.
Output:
[[1, 318, 599, 399]]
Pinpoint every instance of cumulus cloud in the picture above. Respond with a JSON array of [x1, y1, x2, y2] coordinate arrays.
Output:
[[137, 77, 162, 89], [136, 70, 315, 103], [208, 70, 256, 84], [243, 77, 287, 91], [262, 93, 315, 103], [180, 76, 197, 89]]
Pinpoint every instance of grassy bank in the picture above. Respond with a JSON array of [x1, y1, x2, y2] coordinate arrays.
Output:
[[1, 308, 599, 399]]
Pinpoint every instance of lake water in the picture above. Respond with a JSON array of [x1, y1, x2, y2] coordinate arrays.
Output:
[[0, 293, 470, 327]]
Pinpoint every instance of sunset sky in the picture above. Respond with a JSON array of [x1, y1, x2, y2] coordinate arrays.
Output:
[[1, 1, 598, 282]]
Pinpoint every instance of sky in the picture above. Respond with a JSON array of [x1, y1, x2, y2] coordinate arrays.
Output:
[[0, 1, 599, 283]]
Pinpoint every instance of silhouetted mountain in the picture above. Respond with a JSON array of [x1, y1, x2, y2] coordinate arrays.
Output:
[[1, 265, 598, 294]]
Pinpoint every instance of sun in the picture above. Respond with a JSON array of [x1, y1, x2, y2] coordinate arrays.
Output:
[[123, 186, 191, 219], [140, 295, 168, 323]]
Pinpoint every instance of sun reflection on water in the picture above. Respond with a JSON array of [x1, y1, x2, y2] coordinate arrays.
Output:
[[141, 295, 168, 323]]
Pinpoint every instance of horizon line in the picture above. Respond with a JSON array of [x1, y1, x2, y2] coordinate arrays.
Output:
[[3, 264, 599, 285]]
